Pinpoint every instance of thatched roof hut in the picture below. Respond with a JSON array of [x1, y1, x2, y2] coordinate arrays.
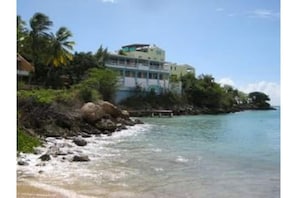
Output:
[[17, 54, 34, 76]]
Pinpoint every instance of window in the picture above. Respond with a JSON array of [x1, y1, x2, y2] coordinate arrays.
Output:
[[137, 72, 142, 78], [149, 73, 152, 79], [159, 74, 163, 80], [125, 71, 130, 77]]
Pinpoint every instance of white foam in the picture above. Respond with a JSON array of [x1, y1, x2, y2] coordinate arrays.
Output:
[[154, 167, 164, 172], [151, 148, 162, 152], [17, 124, 155, 197], [175, 156, 189, 163]]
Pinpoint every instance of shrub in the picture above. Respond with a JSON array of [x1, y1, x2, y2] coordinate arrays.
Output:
[[17, 128, 41, 153]]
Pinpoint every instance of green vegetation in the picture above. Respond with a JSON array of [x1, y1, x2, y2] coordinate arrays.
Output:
[[17, 13, 109, 89], [120, 90, 184, 110], [17, 128, 41, 153], [75, 68, 118, 101], [17, 88, 79, 105], [248, 91, 271, 108]]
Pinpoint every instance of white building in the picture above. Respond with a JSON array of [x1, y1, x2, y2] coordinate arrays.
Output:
[[105, 44, 170, 103]]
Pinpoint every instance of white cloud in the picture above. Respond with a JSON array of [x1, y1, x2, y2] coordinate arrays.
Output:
[[217, 78, 235, 87], [249, 9, 279, 18], [101, 0, 116, 3], [216, 8, 224, 12], [239, 81, 280, 106]]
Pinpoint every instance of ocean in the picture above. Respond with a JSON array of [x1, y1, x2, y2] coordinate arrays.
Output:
[[17, 108, 280, 198]]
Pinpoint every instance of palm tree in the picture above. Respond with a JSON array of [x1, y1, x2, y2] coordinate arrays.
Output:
[[46, 27, 75, 67], [29, 12, 53, 65], [44, 27, 75, 88]]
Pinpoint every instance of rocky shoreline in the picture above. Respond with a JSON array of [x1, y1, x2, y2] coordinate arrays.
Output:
[[17, 98, 144, 166]]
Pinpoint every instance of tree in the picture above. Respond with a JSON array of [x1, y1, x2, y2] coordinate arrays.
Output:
[[46, 27, 75, 67], [17, 16, 29, 55], [118, 49, 127, 56], [94, 45, 109, 67], [29, 12, 53, 66], [65, 52, 99, 84], [79, 68, 119, 102], [248, 91, 271, 108]]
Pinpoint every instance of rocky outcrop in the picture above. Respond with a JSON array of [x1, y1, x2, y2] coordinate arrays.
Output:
[[17, 98, 144, 140]]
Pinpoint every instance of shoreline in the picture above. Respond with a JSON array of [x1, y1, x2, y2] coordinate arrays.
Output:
[[17, 181, 64, 198], [17, 179, 94, 198]]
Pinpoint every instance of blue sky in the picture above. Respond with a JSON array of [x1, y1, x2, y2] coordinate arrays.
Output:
[[17, 0, 280, 105]]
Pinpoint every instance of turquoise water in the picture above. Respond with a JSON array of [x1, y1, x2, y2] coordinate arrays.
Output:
[[18, 108, 280, 197]]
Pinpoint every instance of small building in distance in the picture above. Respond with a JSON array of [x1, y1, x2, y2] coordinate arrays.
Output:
[[167, 62, 195, 79]]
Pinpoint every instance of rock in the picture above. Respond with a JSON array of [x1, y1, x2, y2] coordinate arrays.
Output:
[[101, 130, 113, 136], [134, 119, 144, 124], [116, 123, 127, 131], [72, 155, 90, 162], [97, 101, 122, 118], [18, 160, 29, 166], [39, 154, 51, 161], [46, 145, 60, 156], [80, 102, 105, 124], [121, 110, 130, 119], [56, 150, 68, 156], [121, 119, 135, 126], [95, 119, 117, 132], [80, 133, 92, 138], [55, 117, 72, 129], [33, 148, 43, 155], [36, 162, 46, 166], [73, 137, 87, 146], [38, 170, 44, 174], [43, 124, 67, 137]]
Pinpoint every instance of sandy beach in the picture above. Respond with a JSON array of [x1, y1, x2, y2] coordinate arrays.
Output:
[[17, 181, 65, 198]]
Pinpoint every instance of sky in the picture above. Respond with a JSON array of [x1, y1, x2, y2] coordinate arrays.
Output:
[[16, 0, 280, 105]]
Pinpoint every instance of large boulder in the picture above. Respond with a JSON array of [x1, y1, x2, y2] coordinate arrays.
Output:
[[80, 102, 105, 124], [98, 101, 122, 118]]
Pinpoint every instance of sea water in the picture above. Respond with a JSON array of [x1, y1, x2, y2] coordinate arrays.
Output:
[[17, 108, 280, 198]]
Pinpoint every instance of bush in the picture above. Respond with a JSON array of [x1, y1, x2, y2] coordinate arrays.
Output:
[[17, 128, 41, 153], [78, 87, 100, 102], [17, 89, 57, 104]]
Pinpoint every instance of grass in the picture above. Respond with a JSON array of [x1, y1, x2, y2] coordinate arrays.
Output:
[[17, 128, 42, 153]]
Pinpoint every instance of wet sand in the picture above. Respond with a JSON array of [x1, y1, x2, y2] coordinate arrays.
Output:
[[17, 182, 65, 198]]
